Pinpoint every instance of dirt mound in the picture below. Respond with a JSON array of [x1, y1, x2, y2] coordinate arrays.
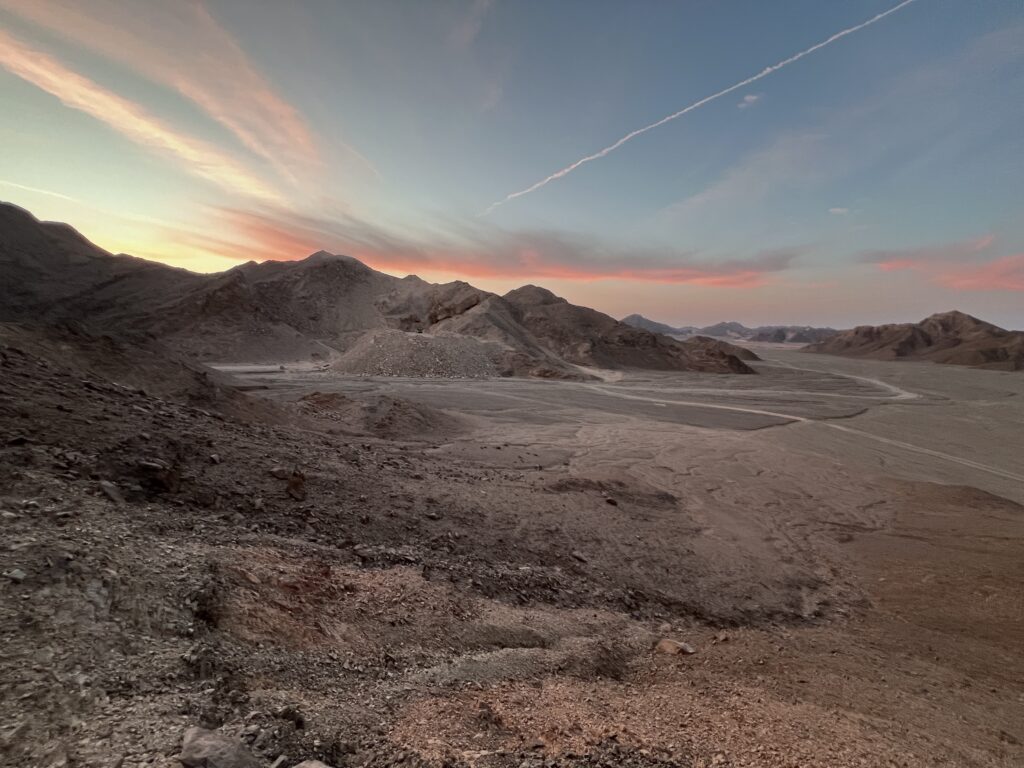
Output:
[[298, 390, 464, 439], [805, 310, 1024, 370], [684, 334, 760, 362], [332, 329, 501, 378]]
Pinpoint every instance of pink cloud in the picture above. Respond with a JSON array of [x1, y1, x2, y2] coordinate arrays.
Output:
[[0, 27, 282, 204], [937, 254, 1024, 291], [162, 206, 798, 286], [861, 235, 1024, 292], [0, 0, 374, 182]]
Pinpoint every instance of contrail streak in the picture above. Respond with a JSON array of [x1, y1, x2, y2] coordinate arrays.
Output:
[[0, 180, 78, 202], [481, 0, 918, 216]]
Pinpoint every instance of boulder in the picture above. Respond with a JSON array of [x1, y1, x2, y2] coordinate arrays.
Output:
[[178, 727, 260, 768], [654, 638, 696, 655]]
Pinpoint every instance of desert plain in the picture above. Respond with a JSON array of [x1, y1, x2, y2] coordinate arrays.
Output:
[[217, 344, 1024, 765]]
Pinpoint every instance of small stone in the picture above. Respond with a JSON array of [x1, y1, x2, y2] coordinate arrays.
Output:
[[178, 727, 260, 768], [654, 638, 696, 655], [4, 568, 27, 583], [268, 466, 290, 480], [7, 435, 31, 446], [570, 550, 588, 563], [209, 454, 222, 464], [2, 721, 29, 746], [286, 471, 306, 501], [292, 762, 334, 768], [98, 480, 125, 504], [605, 497, 618, 506]]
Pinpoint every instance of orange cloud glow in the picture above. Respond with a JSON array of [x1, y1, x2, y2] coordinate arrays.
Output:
[[0, 27, 283, 204], [0, 0, 362, 183], [160, 206, 797, 285]]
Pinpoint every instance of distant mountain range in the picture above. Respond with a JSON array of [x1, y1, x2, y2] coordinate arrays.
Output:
[[622, 314, 838, 344], [0, 202, 756, 377], [804, 311, 1024, 370]]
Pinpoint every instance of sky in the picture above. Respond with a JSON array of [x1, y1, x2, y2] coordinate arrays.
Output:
[[1, 0, 1022, 329]]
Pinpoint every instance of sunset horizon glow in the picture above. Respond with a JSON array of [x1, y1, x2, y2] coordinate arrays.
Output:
[[1, 0, 1022, 329]]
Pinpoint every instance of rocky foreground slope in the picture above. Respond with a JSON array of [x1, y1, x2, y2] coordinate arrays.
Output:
[[0, 203, 754, 377], [804, 311, 1024, 370], [3, 320, 1023, 768]]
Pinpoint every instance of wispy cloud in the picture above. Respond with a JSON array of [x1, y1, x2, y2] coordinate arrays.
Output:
[[0, 27, 283, 204], [937, 255, 1024, 291], [860, 235, 1024, 291], [663, 132, 828, 218], [661, 25, 1024, 228], [737, 93, 761, 109], [449, 0, 494, 49], [828, 207, 849, 215], [0, 179, 78, 202], [481, 0, 918, 215], [165, 205, 800, 286], [860, 235, 995, 267], [0, 0, 374, 183]]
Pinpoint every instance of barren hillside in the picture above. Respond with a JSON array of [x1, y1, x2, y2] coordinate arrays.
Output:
[[804, 311, 1024, 370], [0, 203, 754, 376]]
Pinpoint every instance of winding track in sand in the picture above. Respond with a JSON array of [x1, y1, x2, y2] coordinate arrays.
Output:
[[582, 367, 1024, 484]]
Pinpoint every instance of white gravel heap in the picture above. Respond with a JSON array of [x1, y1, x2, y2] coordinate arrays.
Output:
[[332, 329, 501, 378]]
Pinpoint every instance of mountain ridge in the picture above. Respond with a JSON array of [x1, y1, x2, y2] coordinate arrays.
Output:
[[0, 202, 755, 377], [622, 313, 837, 344], [804, 311, 1024, 370]]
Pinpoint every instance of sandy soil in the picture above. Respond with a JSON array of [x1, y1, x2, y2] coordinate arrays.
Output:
[[214, 349, 1024, 765], [3, 341, 1022, 768]]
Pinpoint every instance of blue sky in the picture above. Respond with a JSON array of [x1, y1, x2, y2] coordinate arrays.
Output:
[[1, 0, 1022, 327]]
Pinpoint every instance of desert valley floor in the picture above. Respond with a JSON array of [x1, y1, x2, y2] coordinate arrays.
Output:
[[3, 339, 1023, 768], [228, 346, 1024, 503]]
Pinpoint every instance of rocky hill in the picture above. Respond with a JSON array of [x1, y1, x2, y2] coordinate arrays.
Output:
[[804, 311, 1024, 370], [0, 202, 755, 376], [622, 313, 835, 344], [749, 326, 838, 344], [619, 313, 697, 336]]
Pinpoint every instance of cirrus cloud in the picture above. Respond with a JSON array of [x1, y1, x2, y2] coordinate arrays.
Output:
[[0, 0, 363, 183], [0, 26, 284, 204]]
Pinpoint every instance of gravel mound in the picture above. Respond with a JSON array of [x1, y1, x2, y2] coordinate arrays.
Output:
[[297, 391, 464, 439], [332, 329, 501, 378]]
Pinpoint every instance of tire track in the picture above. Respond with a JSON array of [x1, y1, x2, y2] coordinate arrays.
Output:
[[581, 384, 1024, 485]]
